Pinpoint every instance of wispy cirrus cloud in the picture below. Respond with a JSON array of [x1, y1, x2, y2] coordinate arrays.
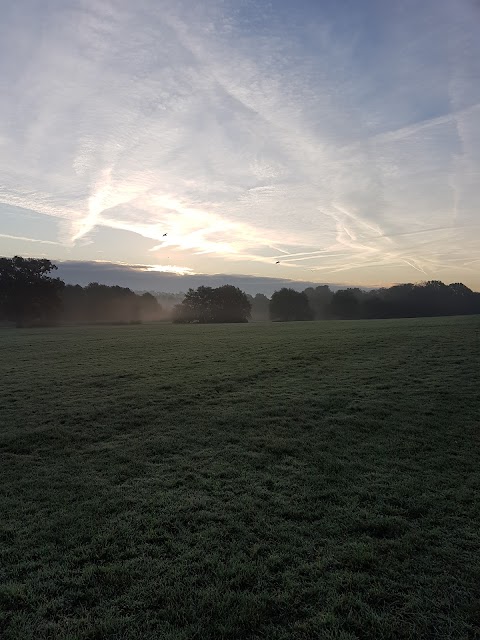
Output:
[[0, 0, 479, 287]]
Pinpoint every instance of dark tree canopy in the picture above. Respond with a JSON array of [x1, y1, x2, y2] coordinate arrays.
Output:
[[140, 292, 162, 321], [247, 293, 270, 321], [268, 280, 480, 322], [0, 256, 64, 327], [304, 285, 333, 319], [61, 284, 163, 324], [212, 285, 252, 323], [269, 288, 314, 321], [0, 257, 165, 327], [363, 281, 480, 319], [330, 289, 361, 319], [173, 285, 251, 323]]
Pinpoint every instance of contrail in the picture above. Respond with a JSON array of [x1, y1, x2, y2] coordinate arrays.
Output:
[[402, 259, 427, 275], [0, 233, 61, 245], [269, 246, 291, 255]]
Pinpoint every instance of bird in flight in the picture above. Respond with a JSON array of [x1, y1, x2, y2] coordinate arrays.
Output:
[[163, 233, 167, 237], [276, 261, 280, 264]]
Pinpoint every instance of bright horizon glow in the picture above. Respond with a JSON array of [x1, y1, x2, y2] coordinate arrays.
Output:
[[145, 264, 194, 276], [0, 0, 479, 290]]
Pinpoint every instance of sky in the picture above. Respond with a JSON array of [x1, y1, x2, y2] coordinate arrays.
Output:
[[1, 0, 479, 293]]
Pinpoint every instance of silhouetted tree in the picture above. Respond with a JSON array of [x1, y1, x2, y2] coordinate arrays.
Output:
[[380, 283, 417, 317], [367, 280, 480, 319], [269, 280, 480, 321], [211, 285, 251, 322], [0, 256, 64, 327], [269, 288, 313, 321], [304, 285, 333, 319], [330, 289, 360, 319], [449, 282, 472, 297], [448, 283, 477, 316], [247, 293, 270, 321], [139, 292, 162, 321], [173, 285, 251, 323], [172, 302, 191, 324], [417, 281, 450, 316], [80, 283, 139, 324], [362, 293, 392, 319], [176, 286, 215, 323], [60, 283, 161, 324], [62, 284, 87, 324]]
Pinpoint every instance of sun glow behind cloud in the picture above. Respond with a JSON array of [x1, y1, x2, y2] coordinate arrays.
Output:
[[0, 0, 479, 287], [144, 264, 194, 275], [84, 259, 194, 276]]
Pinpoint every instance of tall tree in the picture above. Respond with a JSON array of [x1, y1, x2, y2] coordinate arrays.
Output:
[[61, 284, 86, 324], [0, 256, 64, 327], [269, 288, 313, 321], [139, 292, 162, 321], [60, 284, 162, 324], [178, 286, 215, 323], [249, 293, 270, 321], [211, 285, 251, 323], [173, 285, 251, 323], [330, 289, 360, 319], [304, 285, 333, 319], [83, 283, 141, 324]]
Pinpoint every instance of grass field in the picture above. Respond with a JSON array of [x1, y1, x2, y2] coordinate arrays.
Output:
[[1, 316, 479, 639]]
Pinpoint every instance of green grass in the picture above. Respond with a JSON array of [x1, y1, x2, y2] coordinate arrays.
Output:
[[1, 316, 479, 639]]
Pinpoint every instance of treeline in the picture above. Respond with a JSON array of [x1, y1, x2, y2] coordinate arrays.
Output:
[[0, 257, 163, 327], [169, 280, 480, 323], [62, 284, 162, 325], [269, 282, 480, 321], [1, 256, 479, 327]]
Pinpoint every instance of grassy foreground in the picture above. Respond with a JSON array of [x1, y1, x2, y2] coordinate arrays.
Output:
[[1, 316, 479, 639]]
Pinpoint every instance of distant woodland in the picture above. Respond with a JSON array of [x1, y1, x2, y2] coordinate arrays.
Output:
[[1, 256, 479, 327]]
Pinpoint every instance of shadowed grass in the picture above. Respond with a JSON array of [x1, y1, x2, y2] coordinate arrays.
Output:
[[1, 316, 479, 639]]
